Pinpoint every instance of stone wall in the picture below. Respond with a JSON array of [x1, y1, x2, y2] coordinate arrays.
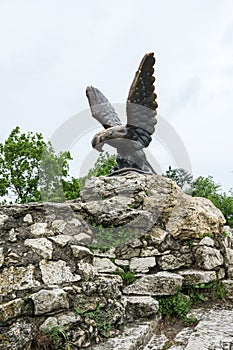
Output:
[[0, 174, 233, 349]]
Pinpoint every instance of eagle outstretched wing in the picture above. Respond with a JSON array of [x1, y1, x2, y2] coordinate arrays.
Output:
[[86, 53, 158, 174], [126, 52, 158, 146], [86, 86, 121, 129]]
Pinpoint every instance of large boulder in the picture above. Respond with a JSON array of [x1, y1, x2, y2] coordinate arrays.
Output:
[[81, 174, 225, 240]]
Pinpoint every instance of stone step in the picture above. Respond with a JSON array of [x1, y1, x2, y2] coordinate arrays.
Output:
[[92, 319, 159, 350]]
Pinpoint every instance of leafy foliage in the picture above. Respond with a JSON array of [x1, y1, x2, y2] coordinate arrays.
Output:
[[0, 127, 71, 203], [190, 176, 233, 227], [157, 281, 226, 322], [83, 304, 115, 337], [157, 290, 191, 320], [163, 166, 193, 189], [114, 266, 136, 285], [62, 152, 117, 200]]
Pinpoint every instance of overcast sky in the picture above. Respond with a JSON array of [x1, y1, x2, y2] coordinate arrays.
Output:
[[0, 0, 233, 191]]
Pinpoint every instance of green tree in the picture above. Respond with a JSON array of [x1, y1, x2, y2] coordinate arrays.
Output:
[[191, 176, 233, 227], [163, 166, 193, 189], [0, 127, 71, 203], [63, 152, 117, 200]]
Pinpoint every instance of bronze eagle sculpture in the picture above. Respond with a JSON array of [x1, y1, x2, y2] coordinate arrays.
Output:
[[86, 52, 158, 175]]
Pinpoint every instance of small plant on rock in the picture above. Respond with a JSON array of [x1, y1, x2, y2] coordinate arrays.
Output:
[[114, 266, 136, 285], [157, 290, 191, 320]]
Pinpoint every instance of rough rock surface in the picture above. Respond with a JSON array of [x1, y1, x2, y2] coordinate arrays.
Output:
[[0, 174, 231, 349]]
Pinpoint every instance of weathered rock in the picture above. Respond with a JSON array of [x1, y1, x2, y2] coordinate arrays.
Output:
[[145, 227, 168, 245], [227, 266, 233, 279], [0, 248, 4, 267], [185, 309, 233, 349], [74, 232, 92, 244], [157, 253, 193, 270], [0, 214, 8, 226], [116, 246, 141, 259], [0, 320, 33, 350], [51, 219, 67, 233], [82, 275, 122, 299], [71, 245, 93, 260], [30, 288, 69, 315], [140, 247, 159, 257], [40, 311, 82, 332], [0, 298, 25, 323], [223, 279, 233, 300], [93, 257, 120, 273], [130, 257, 156, 273], [0, 265, 40, 295], [115, 259, 129, 267], [124, 296, 159, 320], [30, 222, 52, 236], [25, 238, 53, 259], [195, 246, 224, 270], [199, 236, 215, 247], [123, 272, 183, 296], [178, 269, 216, 286], [78, 261, 97, 281], [39, 259, 81, 285], [8, 228, 17, 242], [49, 234, 72, 246], [23, 213, 33, 223], [225, 247, 233, 266], [165, 195, 225, 239], [92, 319, 159, 350]]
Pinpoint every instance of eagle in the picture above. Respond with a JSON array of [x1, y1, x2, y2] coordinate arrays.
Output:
[[86, 52, 158, 175]]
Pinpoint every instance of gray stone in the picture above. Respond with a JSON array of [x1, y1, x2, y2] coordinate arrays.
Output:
[[78, 261, 97, 280], [40, 312, 82, 332], [0, 298, 25, 322], [0, 214, 8, 226], [124, 296, 159, 320], [92, 247, 116, 258], [165, 195, 225, 239], [92, 319, 159, 350], [225, 248, 233, 266], [157, 253, 193, 270], [0, 265, 40, 295], [23, 214, 33, 223], [227, 266, 233, 279], [71, 245, 93, 259], [8, 228, 17, 242], [81, 196, 139, 226], [116, 246, 141, 259], [199, 236, 215, 247], [25, 238, 53, 259], [178, 269, 216, 286], [130, 257, 156, 273], [39, 259, 81, 285], [49, 234, 72, 246], [0, 247, 4, 267], [115, 259, 129, 267], [30, 288, 69, 315], [52, 219, 66, 233], [185, 309, 233, 349], [217, 267, 225, 279], [123, 272, 183, 296], [74, 232, 92, 244], [93, 257, 120, 273], [145, 227, 168, 245], [223, 279, 233, 300], [140, 247, 159, 257], [195, 246, 224, 270], [223, 225, 233, 249], [143, 332, 169, 350], [30, 222, 52, 237]]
